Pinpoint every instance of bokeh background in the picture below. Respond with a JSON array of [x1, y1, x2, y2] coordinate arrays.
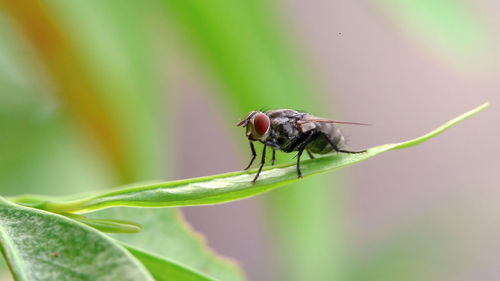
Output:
[[0, 0, 498, 280]]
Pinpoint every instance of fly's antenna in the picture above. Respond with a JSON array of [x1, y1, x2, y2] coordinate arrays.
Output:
[[237, 111, 259, 127], [236, 118, 248, 127]]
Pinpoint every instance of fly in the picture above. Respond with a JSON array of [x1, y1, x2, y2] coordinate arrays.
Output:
[[237, 109, 368, 183]]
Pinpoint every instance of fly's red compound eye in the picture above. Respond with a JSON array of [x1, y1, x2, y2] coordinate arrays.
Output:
[[254, 113, 270, 135]]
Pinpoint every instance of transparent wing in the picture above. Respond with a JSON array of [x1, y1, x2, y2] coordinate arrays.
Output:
[[296, 119, 372, 126]]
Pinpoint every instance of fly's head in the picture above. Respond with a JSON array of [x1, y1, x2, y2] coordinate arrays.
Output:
[[237, 111, 270, 142]]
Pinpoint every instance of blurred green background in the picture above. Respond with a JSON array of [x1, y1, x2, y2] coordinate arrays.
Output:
[[0, 0, 498, 280]]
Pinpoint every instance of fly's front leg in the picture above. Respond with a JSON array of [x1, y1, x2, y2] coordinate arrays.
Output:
[[296, 132, 319, 178], [322, 133, 366, 154], [264, 138, 279, 166], [264, 140, 280, 149], [244, 142, 257, 170], [252, 144, 267, 183], [253, 145, 267, 182]]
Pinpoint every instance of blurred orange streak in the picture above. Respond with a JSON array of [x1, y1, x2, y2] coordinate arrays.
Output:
[[1, 0, 133, 183]]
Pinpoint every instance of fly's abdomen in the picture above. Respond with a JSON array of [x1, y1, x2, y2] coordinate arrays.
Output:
[[307, 135, 332, 154], [308, 124, 345, 154]]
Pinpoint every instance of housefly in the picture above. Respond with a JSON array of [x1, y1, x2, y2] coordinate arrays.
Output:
[[237, 109, 368, 183]]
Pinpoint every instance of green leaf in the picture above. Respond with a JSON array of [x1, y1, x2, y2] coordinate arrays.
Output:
[[12, 102, 488, 213], [62, 213, 143, 234], [124, 245, 216, 281], [89, 207, 245, 281], [0, 197, 154, 281]]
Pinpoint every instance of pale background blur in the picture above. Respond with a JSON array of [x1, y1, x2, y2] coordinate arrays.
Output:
[[1, 0, 499, 280], [176, 1, 499, 280]]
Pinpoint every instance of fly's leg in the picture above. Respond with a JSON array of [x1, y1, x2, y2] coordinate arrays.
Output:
[[264, 138, 279, 166], [285, 133, 312, 152], [338, 148, 366, 154], [252, 144, 267, 183], [322, 133, 366, 154], [264, 140, 280, 149], [296, 132, 319, 178], [306, 149, 315, 159], [244, 142, 257, 170]]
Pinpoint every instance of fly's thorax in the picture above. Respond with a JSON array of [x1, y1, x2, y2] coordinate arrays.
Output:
[[269, 114, 304, 147]]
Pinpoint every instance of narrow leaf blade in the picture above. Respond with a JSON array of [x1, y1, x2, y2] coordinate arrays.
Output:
[[63, 213, 143, 234], [124, 244, 217, 281], [13, 103, 488, 213]]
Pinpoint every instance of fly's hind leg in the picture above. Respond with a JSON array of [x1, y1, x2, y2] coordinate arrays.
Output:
[[321, 133, 366, 154], [339, 149, 366, 154], [306, 149, 315, 159], [296, 132, 320, 178]]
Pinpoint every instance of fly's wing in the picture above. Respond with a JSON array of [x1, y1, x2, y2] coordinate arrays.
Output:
[[296, 118, 372, 126]]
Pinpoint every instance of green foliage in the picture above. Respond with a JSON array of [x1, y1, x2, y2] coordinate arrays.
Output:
[[0, 1, 246, 280], [0, 0, 490, 279], [0, 197, 154, 281], [0, 103, 488, 279]]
